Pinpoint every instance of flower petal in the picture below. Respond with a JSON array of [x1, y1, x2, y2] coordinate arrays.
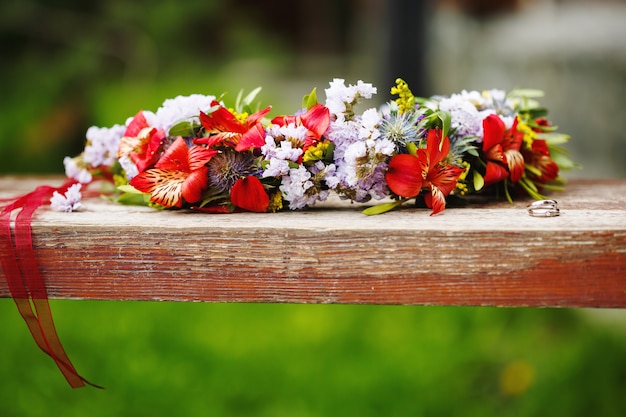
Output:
[[482, 114, 506, 152], [124, 111, 148, 137], [504, 117, 523, 152], [483, 161, 509, 186], [385, 154, 424, 198], [485, 143, 506, 164], [270, 114, 296, 127], [155, 137, 191, 171], [130, 169, 185, 208], [300, 104, 330, 139], [131, 127, 165, 173], [200, 101, 244, 134], [427, 164, 465, 196], [424, 185, 447, 216], [188, 143, 218, 171], [505, 149, 525, 182], [230, 176, 269, 212], [182, 166, 209, 204], [246, 106, 272, 125], [425, 129, 450, 167], [235, 123, 267, 151]]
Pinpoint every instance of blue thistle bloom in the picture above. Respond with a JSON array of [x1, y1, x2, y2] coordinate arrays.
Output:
[[379, 110, 421, 147], [207, 148, 257, 193]]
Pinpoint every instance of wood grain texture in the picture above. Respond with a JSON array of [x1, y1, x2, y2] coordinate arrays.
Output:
[[1, 176, 625, 307]]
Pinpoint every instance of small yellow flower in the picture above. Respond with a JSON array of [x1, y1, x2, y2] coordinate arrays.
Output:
[[516, 120, 537, 150], [390, 78, 416, 114], [303, 141, 332, 164], [228, 108, 250, 124], [454, 161, 471, 195], [267, 191, 283, 212]]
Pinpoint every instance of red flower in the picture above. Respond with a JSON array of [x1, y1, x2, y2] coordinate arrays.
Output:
[[230, 176, 269, 213], [271, 104, 330, 147], [482, 114, 524, 186], [385, 129, 464, 215], [195, 100, 271, 151], [117, 111, 166, 173], [129, 137, 217, 208], [523, 139, 559, 183]]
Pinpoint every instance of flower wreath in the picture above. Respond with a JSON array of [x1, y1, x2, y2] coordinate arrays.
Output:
[[56, 78, 573, 216], [1, 78, 574, 388]]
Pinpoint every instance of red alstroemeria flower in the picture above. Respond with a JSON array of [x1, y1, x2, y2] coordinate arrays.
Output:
[[195, 100, 271, 151], [130, 137, 217, 208], [118, 111, 166, 173], [230, 176, 269, 213], [482, 114, 525, 186], [523, 139, 559, 183], [385, 129, 465, 215], [271, 104, 331, 147]]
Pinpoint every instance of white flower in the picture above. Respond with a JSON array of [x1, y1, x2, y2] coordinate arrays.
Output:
[[324, 79, 377, 118], [155, 94, 217, 132], [118, 155, 139, 180], [83, 124, 125, 168], [260, 135, 303, 178], [279, 166, 319, 210], [375, 137, 395, 156], [50, 183, 83, 213], [63, 156, 92, 184], [276, 140, 303, 162], [262, 158, 292, 178], [500, 115, 516, 129], [354, 80, 377, 99], [358, 108, 381, 141], [278, 124, 308, 146], [438, 95, 490, 139], [481, 89, 514, 114]]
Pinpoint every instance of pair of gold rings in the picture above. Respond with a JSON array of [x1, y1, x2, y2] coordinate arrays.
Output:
[[527, 199, 560, 217]]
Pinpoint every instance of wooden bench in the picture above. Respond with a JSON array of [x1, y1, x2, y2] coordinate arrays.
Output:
[[1, 176, 625, 308]]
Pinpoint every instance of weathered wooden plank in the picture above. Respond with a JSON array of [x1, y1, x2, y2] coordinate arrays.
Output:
[[1, 177, 625, 307]]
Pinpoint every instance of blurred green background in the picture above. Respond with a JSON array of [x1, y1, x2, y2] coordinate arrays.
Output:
[[2, 301, 626, 417], [2, 0, 626, 415]]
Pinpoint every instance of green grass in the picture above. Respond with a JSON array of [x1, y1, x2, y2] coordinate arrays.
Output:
[[1, 300, 625, 417]]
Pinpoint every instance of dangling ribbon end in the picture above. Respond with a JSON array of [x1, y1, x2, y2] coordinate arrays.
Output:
[[2, 179, 102, 389]]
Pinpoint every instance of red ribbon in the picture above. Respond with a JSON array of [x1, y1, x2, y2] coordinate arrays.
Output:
[[1, 179, 101, 389]]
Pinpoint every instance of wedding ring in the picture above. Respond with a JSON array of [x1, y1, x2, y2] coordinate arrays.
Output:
[[527, 200, 560, 217], [529, 199, 558, 208]]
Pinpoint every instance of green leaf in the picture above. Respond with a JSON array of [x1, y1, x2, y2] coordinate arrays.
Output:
[[168, 120, 198, 138], [242, 87, 262, 108], [115, 192, 151, 206], [302, 87, 318, 110], [508, 89, 545, 98], [235, 89, 244, 112], [199, 193, 229, 208], [117, 184, 144, 194], [362, 200, 405, 216], [535, 132, 571, 144], [438, 110, 451, 143], [406, 142, 418, 157], [538, 182, 565, 192], [234, 87, 262, 113], [550, 151, 580, 170], [323, 141, 335, 164], [504, 181, 514, 204], [526, 107, 548, 119], [466, 148, 479, 157], [524, 164, 543, 177], [473, 170, 484, 191]]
